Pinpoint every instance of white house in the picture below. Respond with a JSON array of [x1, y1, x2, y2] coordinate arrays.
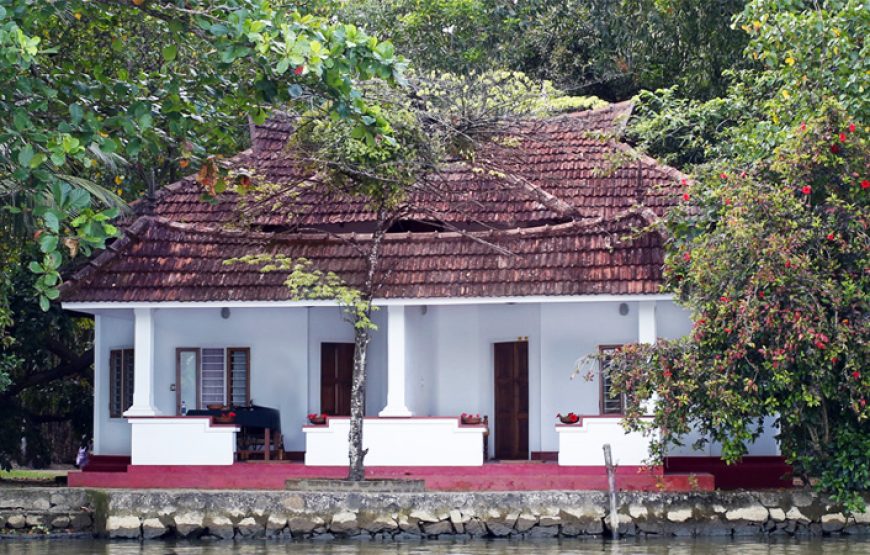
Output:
[[61, 103, 781, 485]]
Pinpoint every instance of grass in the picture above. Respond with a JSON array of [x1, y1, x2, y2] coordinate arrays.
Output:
[[0, 469, 68, 481]]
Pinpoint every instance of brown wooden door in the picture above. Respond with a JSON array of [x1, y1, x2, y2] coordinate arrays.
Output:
[[321, 343, 354, 416], [494, 341, 529, 460]]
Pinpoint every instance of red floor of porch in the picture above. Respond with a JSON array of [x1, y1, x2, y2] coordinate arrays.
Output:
[[69, 460, 716, 492]]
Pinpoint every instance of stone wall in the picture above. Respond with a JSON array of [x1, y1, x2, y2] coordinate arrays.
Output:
[[1, 488, 868, 540], [0, 488, 94, 537]]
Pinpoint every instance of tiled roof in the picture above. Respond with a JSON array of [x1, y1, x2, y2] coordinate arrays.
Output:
[[61, 213, 664, 302], [61, 102, 686, 303]]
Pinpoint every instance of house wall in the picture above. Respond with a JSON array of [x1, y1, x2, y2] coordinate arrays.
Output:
[[93, 311, 135, 455], [150, 307, 309, 451]]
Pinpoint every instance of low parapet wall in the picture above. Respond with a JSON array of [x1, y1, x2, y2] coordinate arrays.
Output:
[[1, 487, 868, 540]]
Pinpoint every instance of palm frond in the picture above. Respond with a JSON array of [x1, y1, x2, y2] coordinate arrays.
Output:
[[56, 174, 129, 212]]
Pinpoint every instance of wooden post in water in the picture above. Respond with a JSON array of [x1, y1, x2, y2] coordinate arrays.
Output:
[[603, 443, 619, 539]]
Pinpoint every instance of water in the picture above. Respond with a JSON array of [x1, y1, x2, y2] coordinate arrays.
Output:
[[1, 538, 869, 555]]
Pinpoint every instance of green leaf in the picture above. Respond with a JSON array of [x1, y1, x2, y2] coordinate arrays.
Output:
[[69, 103, 84, 123], [17, 144, 34, 168], [38, 296, 50, 312], [28, 261, 43, 274], [38, 234, 58, 254], [43, 212, 59, 233], [162, 44, 178, 62]]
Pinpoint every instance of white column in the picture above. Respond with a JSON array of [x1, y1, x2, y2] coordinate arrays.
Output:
[[638, 300, 657, 344], [638, 300, 658, 415], [379, 305, 412, 417], [124, 308, 161, 416]]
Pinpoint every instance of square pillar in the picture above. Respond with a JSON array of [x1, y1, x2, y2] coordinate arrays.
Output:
[[379, 305, 412, 417], [124, 308, 161, 416]]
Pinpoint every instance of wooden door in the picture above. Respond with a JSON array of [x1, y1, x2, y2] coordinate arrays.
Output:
[[321, 343, 354, 416], [494, 341, 529, 460]]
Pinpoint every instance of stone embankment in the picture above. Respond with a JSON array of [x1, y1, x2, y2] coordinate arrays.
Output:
[[1, 487, 868, 540]]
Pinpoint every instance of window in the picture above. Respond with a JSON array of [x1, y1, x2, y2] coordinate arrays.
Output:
[[175, 347, 251, 413], [599, 345, 625, 415], [109, 348, 134, 417]]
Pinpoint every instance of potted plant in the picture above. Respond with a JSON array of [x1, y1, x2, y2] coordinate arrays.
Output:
[[307, 413, 327, 425], [214, 410, 236, 424], [460, 412, 482, 425], [557, 412, 580, 425]]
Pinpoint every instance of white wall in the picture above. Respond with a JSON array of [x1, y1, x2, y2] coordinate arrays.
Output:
[[151, 307, 309, 451], [306, 307, 387, 418], [93, 311, 135, 455]]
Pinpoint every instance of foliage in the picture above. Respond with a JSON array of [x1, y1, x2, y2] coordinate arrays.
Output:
[[0, 0, 403, 311], [605, 0, 869, 509], [331, 0, 748, 101]]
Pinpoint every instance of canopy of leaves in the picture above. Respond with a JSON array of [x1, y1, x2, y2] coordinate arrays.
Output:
[[330, 0, 748, 101], [604, 0, 869, 509]]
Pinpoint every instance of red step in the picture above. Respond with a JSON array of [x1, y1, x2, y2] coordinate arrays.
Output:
[[664, 456, 792, 489], [82, 455, 131, 473]]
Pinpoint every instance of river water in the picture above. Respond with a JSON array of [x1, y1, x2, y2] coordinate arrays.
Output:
[[1, 538, 869, 554]]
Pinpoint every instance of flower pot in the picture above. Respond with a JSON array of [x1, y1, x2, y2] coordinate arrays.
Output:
[[308, 416, 327, 425], [461, 416, 482, 425], [559, 415, 580, 425], [206, 403, 225, 411], [213, 415, 235, 424]]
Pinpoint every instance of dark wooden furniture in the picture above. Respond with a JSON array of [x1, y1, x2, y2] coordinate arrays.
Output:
[[494, 341, 529, 460], [188, 404, 282, 461]]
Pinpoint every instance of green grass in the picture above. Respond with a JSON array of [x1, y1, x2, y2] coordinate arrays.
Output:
[[0, 469, 68, 481]]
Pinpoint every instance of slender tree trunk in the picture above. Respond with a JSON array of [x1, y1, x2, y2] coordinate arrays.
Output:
[[346, 214, 388, 481], [347, 324, 370, 481]]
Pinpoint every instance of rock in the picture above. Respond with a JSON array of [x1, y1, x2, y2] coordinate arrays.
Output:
[[854, 512, 870, 525], [69, 513, 92, 531], [409, 510, 440, 523], [174, 511, 205, 538], [539, 513, 561, 527], [397, 514, 421, 535], [484, 510, 518, 537], [362, 514, 398, 534], [628, 504, 648, 519], [204, 515, 234, 540], [422, 520, 453, 536], [142, 518, 168, 540], [266, 514, 287, 537], [667, 507, 693, 523], [464, 518, 486, 536], [50, 516, 70, 529], [821, 513, 847, 532], [560, 506, 605, 535], [25, 514, 45, 527], [449, 509, 466, 533], [725, 504, 769, 523], [0, 516, 4, 529], [527, 525, 559, 537], [6, 514, 25, 529], [281, 495, 305, 511], [106, 515, 141, 539], [330, 511, 359, 535], [515, 513, 537, 532], [236, 516, 263, 538], [791, 491, 816, 507], [288, 515, 325, 535], [769, 508, 786, 522], [786, 507, 811, 524]]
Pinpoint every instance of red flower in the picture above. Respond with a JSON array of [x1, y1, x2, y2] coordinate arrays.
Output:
[[682, 193, 690, 201], [830, 143, 841, 154], [680, 178, 688, 186], [800, 122, 806, 132], [785, 260, 792, 268], [724, 198, 731, 205], [801, 185, 812, 195], [663, 369, 672, 379], [294, 65, 305, 75], [758, 291, 765, 299], [827, 233, 835, 240], [228, 411, 237, 418], [814, 341, 826, 350], [720, 295, 729, 303], [720, 172, 728, 180], [860, 398, 867, 408], [683, 252, 691, 262], [848, 123, 856, 133], [862, 179, 869, 189], [839, 132, 847, 143], [853, 371, 861, 380], [724, 328, 731, 334]]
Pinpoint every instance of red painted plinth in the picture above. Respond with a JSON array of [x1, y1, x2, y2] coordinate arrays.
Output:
[[69, 462, 714, 492], [664, 456, 792, 489]]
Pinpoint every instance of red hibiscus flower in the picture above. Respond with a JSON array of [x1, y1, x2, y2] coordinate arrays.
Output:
[[294, 65, 305, 76], [683, 252, 691, 262], [785, 260, 792, 268], [853, 371, 861, 380], [663, 369, 672, 379], [799, 122, 806, 132], [827, 233, 835, 240], [831, 143, 841, 154], [848, 123, 856, 133], [682, 193, 690, 201], [720, 172, 728, 180], [862, 179, 869, 189], [801, 185, 812, 195], [839, 132, 847, 143]]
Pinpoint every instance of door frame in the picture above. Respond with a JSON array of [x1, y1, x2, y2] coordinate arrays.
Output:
[[492, 340, 530, 460]]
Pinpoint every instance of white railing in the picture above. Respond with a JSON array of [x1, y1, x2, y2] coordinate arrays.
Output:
[[128, 417, 239, 466], [556, 416, 656, 466]]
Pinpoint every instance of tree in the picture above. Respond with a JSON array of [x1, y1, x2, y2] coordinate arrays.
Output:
[[230, 71, 598, 480], [603, 0, 869, 509], [331, 0, 748, 101], [0, 1, 403, 410]]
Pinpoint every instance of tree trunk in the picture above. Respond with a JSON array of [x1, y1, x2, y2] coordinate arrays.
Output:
[[347, 323, 370, 481]]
